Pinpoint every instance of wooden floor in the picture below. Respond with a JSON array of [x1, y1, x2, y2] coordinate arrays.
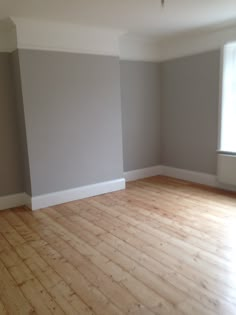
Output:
[[1, 176, 236, 315]]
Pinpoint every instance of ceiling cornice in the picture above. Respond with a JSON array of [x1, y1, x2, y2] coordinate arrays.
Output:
[[121, 22, 236, 62], [0, 17, 17, 52], [158, 23, 236, 62], [119, 35, 161, 62], [11, 17, 124, 56], [1, 17, 236, 61]]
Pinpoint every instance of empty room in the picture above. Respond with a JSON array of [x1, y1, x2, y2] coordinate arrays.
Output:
[[1, 0, 236, 314]]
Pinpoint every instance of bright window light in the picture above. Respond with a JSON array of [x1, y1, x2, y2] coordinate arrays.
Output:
[[220, 43, 236, 153]]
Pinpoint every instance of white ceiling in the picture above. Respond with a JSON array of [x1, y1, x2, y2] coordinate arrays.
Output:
[[0, 0, 236, 39]]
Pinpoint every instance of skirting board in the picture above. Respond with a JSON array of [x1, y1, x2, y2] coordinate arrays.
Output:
[[159, 166, 235, 191], [0, 166, 233, 212], [124, 165, 162, 182], [27, 178, 126, 211], [124, 165, 219, 188], [0, 193, 27, 211], [162, 166, 218, 187]]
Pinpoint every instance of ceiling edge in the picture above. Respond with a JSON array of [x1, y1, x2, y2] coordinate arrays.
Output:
[[1, 17, 236, 61]]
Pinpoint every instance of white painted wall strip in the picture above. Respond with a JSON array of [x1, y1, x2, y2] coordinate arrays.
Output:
[[12, 17, 123, 56], [119, 35, 161, 62], [1, 16, 234, 60], [0, 19, 17, 52], [119, 23, 236, 62], [159, 24, 236, 62]]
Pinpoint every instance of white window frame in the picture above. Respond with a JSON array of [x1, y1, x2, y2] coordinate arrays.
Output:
[[218, 42, 236, 156]]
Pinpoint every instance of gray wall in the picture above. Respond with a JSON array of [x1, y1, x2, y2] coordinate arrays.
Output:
[[160, 50, 220, 175], [0, 48, 221, 199], [18, 50, 124, 197], [0, 53, 23, 196], [120, 60, 161, 172], [11, 51, 32, 195]]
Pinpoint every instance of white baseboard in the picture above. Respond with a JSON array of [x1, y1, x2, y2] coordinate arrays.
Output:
[[0, 193, 27, 211], [124, 165, 162, 182], [124, 165, 219, 188], [161, 166, 218, 187], [27, 178, 126, 211], [0, 165, 233, 212]]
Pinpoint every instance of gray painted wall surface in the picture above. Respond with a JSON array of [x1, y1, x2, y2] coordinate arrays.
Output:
[[0, 53, 23, 196], [160, 50, 220, 175], [18, 50, 124, 196], [0, 48, 221, 199], [120, 60, 161, 172], [11, 51, 32, 195]]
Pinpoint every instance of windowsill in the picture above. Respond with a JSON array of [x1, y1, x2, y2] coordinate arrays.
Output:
[[217, 150, 236, 156]]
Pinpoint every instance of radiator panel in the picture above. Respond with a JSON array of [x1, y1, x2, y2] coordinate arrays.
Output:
[[217, 154, 236, 186]]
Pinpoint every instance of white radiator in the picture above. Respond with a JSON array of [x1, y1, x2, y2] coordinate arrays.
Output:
[[217, 154, 236, 186]]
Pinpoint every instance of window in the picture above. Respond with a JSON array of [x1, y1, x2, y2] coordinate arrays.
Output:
[[220, 42, 236, 153]]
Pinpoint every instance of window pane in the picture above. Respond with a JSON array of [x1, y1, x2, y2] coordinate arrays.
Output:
[[221, 43, 236, 153]]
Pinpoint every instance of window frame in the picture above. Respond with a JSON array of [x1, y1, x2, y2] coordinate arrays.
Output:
[[218, 42, 236, 155]]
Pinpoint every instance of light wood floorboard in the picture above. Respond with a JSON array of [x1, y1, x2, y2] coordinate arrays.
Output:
[[1, 176, 236, 314]]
